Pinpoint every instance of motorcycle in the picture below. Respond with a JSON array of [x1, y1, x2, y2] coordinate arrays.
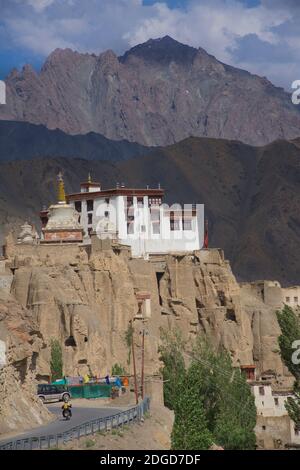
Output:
[[62, 407, 72, 420]]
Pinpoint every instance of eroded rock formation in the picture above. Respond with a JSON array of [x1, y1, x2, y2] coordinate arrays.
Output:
[[0, 289, 52, 434], [0, 240, 292, 433]]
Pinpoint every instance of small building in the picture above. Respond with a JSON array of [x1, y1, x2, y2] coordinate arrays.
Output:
[[66, 175, 203, 258], [281, 286, 300, 309], [240, 364, 256, 381], [251, 381, 300, 449]]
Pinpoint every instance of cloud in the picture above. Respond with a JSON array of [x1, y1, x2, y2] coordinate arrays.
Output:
[[0, 0, 299, 89], [26, 0, 55, 12]]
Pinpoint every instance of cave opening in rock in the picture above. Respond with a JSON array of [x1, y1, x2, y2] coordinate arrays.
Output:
[[226, 308, 236, 321], [196, 298, 205, 309], [218, 290, 226, 307], [65, 336, 77, 347], [156, 271, 164, 306], [14, 358, 28, 383]]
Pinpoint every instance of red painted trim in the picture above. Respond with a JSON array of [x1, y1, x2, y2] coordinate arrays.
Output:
[[67, 188, 165, 201]]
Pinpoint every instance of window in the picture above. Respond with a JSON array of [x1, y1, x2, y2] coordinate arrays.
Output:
[[127, 221, 134, 234], [262, 425, 266, 431], [295, 427, 300, 436], [286, 297, 290, 303], [170, 217, 180, 231], [137, 197, 144, 207], [148, 197, 161, 206], [105, 211, 109, 218], [88, 213, 93, 225], [105, 198, 110, 205], [152, 223, 160, 234], [294, 297, 298, 303], [259, 386, 265, 396], [87, 200, 94, 212], [183, 218, 192, 231], [75, 201, 82, 213], [141, 225, 146, 233], [127, 196, 133, 207], [274, 397, 279, 406]]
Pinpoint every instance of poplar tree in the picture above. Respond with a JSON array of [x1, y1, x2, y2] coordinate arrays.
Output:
[[276, 305, 300, 429], [50, 339, 63, 382], [171, 380, 213, 450]]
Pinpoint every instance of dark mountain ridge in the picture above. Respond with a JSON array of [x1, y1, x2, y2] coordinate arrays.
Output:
[[0, 120, 152, 162], [0, 135, 299, 285]]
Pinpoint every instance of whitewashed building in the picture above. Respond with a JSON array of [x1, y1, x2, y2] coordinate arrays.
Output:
[[66, 177, 204, 258], [252, 382, 300, 448]]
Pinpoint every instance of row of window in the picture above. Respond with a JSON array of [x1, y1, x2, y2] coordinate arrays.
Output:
[[285, 296, 299, 303], [75, 198, 110, 213], [75, 196, 164, 214], [261, 425, 299, 435]]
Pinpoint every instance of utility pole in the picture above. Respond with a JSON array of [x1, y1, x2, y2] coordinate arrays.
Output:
[[141, 328, 145, 400], [130, 320, 139, 405]]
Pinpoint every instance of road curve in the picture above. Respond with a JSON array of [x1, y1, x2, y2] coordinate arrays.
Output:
[[0, 405, 122, 446]]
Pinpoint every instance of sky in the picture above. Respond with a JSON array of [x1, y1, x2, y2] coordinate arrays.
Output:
[[0, 0, 299, 90]]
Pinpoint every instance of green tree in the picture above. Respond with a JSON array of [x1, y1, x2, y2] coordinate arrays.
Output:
[[124, 322, 134, 366], [159, 328, 186, 410], [189, 338, 256, 449], [276, 305, 300, 428], [160, 332, 256, 450], [112, 363, 127, 376], [171, 380, 213, 450], [50, 339, 63, 382]]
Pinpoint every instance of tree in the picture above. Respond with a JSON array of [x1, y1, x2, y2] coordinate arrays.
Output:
[[159, 328, 186, 410], [276, 305, 300, 382], [112, 363, 127, 376], [124, 322, 134, 365], [276, 305, 300, 428], [50, 339, 63, 382], [159, 331, 256, 450], [171, 380, 213, 450], [189, 338, 256, 449]]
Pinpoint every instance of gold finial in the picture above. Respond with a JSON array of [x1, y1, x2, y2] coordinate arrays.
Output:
[[88, 172, 92, 183], [57, 172, 66, 204]]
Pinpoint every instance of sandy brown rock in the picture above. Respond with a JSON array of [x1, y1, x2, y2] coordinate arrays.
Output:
[[0, 290, 52, 434], [1, 239, 292, 437]]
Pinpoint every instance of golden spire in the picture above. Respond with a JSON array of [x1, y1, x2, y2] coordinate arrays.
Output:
[[88, 172, 92, 183], [57, 172, 66, 204]]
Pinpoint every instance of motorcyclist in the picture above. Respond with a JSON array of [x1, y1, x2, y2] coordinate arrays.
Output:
[[62, 401, 72, 419]]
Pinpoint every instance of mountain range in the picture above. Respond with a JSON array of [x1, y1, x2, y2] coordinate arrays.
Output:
[[0, 136, 299, 285], [0, 120, 151, 162], [1, 36, 300, 147]]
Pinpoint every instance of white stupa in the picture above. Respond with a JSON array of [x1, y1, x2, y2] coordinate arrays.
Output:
[[41, 173, 83, 243]]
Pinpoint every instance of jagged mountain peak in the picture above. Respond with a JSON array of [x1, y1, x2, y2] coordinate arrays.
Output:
[[120, 35, 198, 64], [1, 37, 300, 146]]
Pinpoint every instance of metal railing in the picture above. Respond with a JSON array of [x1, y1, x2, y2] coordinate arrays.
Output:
[[0, 397, 150, 450]]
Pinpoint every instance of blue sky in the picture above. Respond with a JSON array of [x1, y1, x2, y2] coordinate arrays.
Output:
[[0, 0, 299, 89]]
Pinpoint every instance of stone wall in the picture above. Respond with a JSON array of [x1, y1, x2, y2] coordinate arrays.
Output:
[[255, 415, 292, 449]]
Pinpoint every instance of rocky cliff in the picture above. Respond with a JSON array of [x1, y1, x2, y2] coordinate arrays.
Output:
[[0, 239, 291, 434], [0, 288, 52, 434], [1, 36, 300, 147], [3, 240, 289, 380]]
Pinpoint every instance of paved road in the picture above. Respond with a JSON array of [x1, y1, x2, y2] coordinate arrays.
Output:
[[0, 405, 122, 446]]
